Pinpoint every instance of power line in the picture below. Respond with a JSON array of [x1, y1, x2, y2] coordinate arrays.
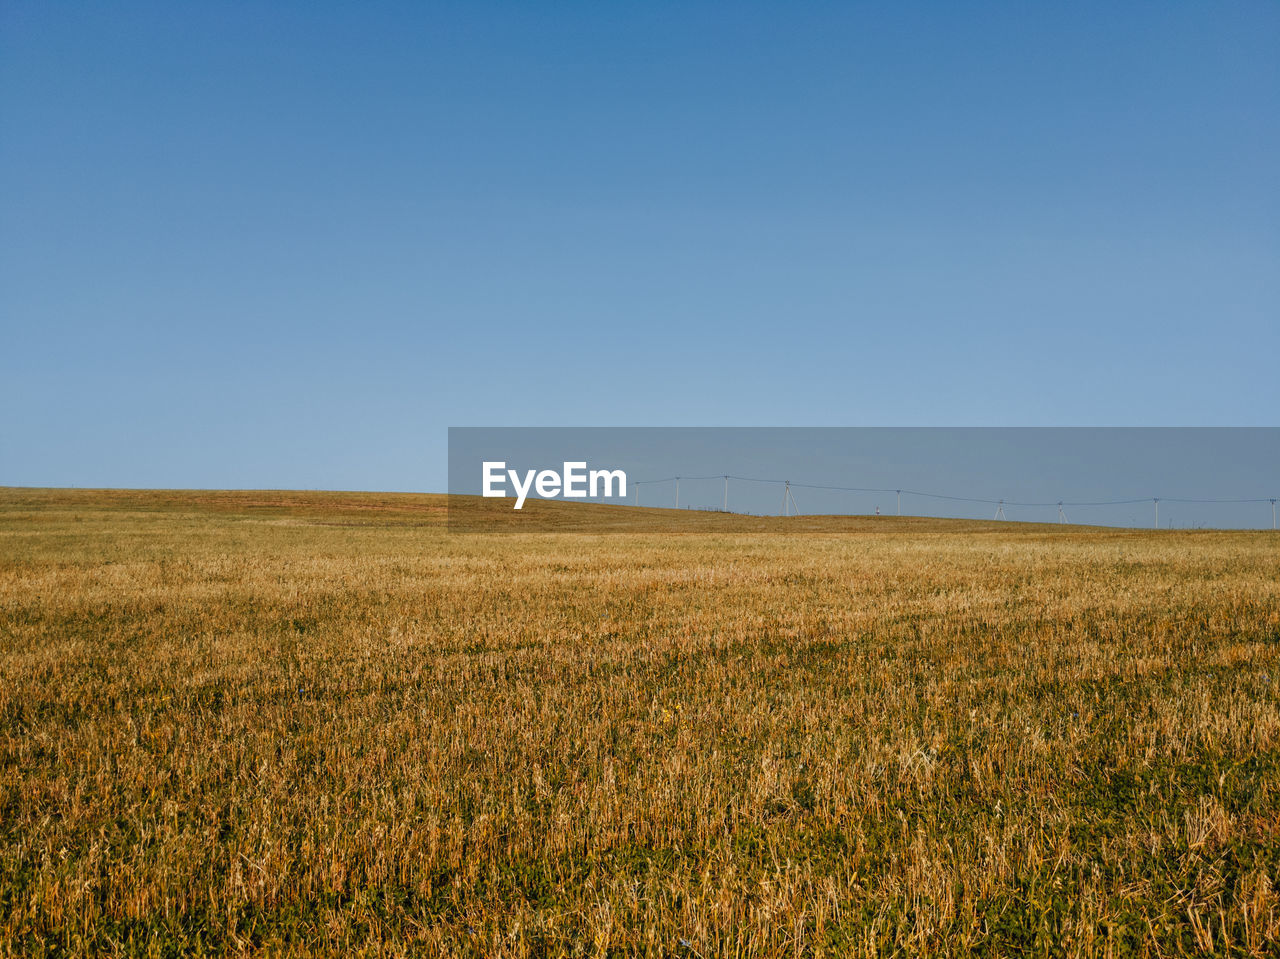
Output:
[[625, 471, 1276, 524]]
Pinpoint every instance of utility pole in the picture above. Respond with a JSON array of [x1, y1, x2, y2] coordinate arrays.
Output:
[[723, 476, 729, 513], [994, 500, 1006, 521], [1154, 498, 1159, 529], [783, 481, 790, 517], [897, 490, 901, 516], [675, 477, 680, 509], [1272, 498, 1276, 530], [1058, 501, 1067, 524]]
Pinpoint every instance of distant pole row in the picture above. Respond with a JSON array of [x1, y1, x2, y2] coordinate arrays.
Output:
[[628, 474, 1278, 529]]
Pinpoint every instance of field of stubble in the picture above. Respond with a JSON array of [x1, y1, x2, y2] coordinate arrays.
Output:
[[2, 489, 1279, 957]]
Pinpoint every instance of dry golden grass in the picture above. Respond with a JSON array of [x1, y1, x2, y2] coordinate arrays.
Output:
[[2, 488, 1279, 957]]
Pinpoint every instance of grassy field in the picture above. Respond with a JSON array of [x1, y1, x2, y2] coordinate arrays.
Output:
[[2, 489, 1279, 957]]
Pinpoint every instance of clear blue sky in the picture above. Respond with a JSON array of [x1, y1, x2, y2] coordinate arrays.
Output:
[[2, 2, 1276, 491]]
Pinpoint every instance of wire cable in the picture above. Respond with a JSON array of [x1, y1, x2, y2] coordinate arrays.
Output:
[[629, 474, 1272, 510]]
